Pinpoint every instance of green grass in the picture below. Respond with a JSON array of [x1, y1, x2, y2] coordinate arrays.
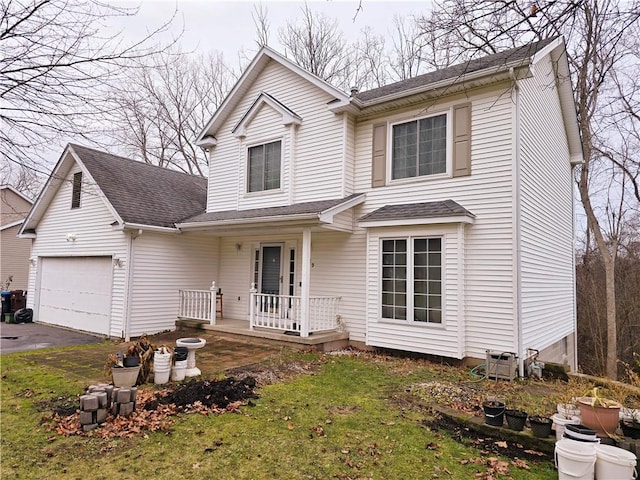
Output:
[[1, 348, 559, 479]]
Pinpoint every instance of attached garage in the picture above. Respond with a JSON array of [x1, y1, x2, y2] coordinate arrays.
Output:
[[38, 257, 113, 335]]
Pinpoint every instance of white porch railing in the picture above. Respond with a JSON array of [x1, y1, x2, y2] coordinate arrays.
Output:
[[249, 290, 341, 337], [178, 282, 217, 324]]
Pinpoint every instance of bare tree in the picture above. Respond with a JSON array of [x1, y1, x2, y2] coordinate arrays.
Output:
[[252, 3, 270, 48], [0, 0, 176, 188], [388, 14, 429, 81], [107, 50, 237, 176], [278, 4, 350, 89], [350, 26, 389, 90], [421, 0, 640, 379]]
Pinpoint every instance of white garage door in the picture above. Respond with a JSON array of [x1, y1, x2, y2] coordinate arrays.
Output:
[[38, 257, 113, 335]]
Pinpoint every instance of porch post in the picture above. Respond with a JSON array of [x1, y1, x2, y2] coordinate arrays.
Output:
[[300, 227, 311, 337], [210, 281, 216, 325], [249, 282, 257, 330]]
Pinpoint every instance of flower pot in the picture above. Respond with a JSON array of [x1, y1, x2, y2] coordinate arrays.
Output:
[[111, 365, 140, 387], [577, 397, 621, 437], [123, 356, 140, 367], [483, 401, 505, 427], [505, 409, 528, 431], [529, 415, 553, 438]]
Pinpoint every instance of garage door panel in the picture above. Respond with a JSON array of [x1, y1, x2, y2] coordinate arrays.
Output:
[[38, 257, 112, 335]]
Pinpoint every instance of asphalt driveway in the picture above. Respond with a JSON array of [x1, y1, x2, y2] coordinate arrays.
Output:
[[0, 321, 106, 354]]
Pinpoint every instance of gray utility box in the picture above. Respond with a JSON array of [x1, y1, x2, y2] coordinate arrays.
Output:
[[486, 351, 518, 381]]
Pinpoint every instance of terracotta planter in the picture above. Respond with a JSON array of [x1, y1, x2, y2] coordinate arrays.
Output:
[[577, 397, 621, 437]]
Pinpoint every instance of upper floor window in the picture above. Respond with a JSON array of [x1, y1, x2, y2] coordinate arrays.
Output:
[[71, 172, 82, 209], [392, 113, 447, 180], [248, 140, 281, 193]]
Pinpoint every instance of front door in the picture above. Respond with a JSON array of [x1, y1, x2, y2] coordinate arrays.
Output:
[[260, 245, 282, 296]]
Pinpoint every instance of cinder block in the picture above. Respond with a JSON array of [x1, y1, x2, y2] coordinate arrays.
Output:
[[82, 423, 99, 432], [79, 410, 95, 425], [80, 394, 99, 411], [116, 388, 131, 404], [96, 408, 107, 424], [95, 392, 108, 408], [105, 385, 114, 403], [129, 387, 137, 402], [111, 403, 118, 416], [118, 402, 134, 417]]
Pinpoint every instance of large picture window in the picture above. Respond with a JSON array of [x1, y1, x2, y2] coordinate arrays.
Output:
[[248, 140, 281, 192], [381, 237, 442, 323], [392, 114, 447, 180]]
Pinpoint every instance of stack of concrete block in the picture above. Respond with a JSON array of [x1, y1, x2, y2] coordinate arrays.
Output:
[[79, 383, 137, 431]]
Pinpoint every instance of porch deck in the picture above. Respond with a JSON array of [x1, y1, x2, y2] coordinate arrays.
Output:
[[175, 317, 350, 352]]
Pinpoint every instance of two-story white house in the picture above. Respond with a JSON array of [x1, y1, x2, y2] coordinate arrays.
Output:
[[21, 36, 582, 371]]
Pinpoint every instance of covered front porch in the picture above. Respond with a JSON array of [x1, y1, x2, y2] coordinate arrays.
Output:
[[174, 194, 365, 347]]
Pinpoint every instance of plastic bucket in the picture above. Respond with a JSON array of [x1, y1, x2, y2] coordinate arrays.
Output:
[[154, 365, 171, 385], [483, 401, 505, 427], [154, 351, 171, 364], [112, 366, 140, 387], [553, 413, 582, 441], [171, 362, 187, 382], [555, 438, 596, 480], [594, 444, 637, 480]]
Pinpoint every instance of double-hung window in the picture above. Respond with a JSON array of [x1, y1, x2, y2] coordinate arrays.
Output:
[[248, 140, 281, 192], [381, 237, 442, 324], [392, 113, 447, 180]]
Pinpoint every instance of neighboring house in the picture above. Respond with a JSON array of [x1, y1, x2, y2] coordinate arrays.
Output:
[[21, 36, 582, 372], [1, 185, 33, 290]]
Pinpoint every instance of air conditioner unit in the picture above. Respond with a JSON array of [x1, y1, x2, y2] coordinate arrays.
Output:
[[486, 351, 518, 381]]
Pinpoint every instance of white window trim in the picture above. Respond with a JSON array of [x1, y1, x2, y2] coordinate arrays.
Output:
[[386, 109, 453, 185], [244, 136, 284, 196], [378, 235, 446, 329]]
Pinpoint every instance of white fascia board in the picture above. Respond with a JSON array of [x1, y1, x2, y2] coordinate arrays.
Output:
[[1, 219, 25, 231], [318, 194, 366, 223], [19, 145, 75, 233], [177, 213, 320, 230], [359, 215, 475, 228], [356, 65, 523, 109], [233, 92, 302, 138], [119, 222, 181, 234]]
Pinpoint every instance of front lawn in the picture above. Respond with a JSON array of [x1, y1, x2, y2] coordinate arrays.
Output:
[[1, 347, 581, 479]]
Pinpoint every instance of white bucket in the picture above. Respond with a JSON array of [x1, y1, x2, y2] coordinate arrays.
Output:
[[555, 438, 596, 480], [553, 413, 582, 442], [154, 366, 171, 385], [154, 351, 171, 365], [594, 444, 637, 480], [171, 360, 187, 382]]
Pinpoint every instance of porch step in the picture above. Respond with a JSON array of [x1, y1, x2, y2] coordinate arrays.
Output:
[[175, 319, 350, 352]]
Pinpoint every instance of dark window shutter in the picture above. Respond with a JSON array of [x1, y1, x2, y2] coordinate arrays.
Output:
[[452, 103, 471, 177], [372, 123, 387, 187]]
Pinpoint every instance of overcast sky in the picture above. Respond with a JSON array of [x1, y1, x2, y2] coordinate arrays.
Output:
[[113, 0, 431, 62]]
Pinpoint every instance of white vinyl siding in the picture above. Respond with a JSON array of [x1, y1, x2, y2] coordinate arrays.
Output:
[[208, 60, 346, 212], [355, 89, 517, 359], [27, 166, 128, 338], [518, 54, 575, 353], [128, 232, 218, 337]]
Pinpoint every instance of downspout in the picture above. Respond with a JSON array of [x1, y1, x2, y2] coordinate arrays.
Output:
[[123, 229, 141, 341], [509, 67, 525, 377]]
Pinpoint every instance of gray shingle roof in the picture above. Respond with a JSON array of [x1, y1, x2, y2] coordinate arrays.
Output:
[[359, 200, 474, 222], [70, 144, 208, 228], [181, 193, 363, 224], [354, 37, 559, 103]]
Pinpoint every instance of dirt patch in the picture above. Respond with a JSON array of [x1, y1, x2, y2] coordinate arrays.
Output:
[[424, 413, 551, 462], [34, 395, 78, 416], [147, 377, 258, 410]]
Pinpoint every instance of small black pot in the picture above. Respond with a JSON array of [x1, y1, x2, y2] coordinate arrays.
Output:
[[123, 356, 140, 367], [529, 415, 553, 438], [505, 409, 528, 431], [620, 421, 640, 439], [483, 401, 505, 427]]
